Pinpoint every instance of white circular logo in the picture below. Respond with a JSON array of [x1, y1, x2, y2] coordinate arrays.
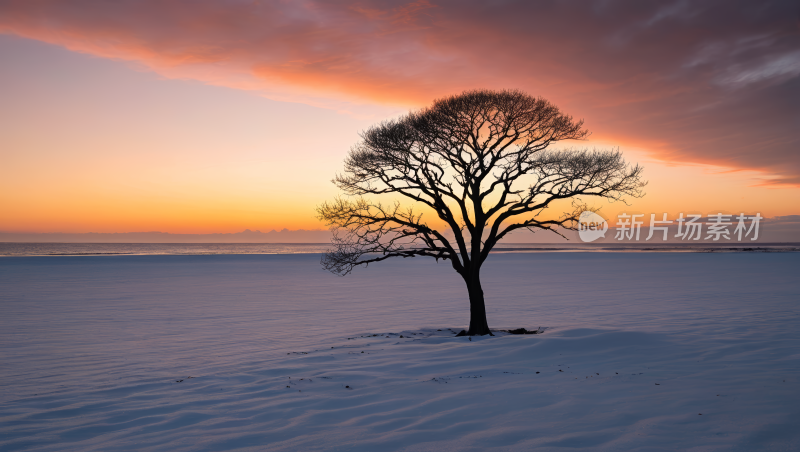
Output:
[[578, 211, 608, 242]]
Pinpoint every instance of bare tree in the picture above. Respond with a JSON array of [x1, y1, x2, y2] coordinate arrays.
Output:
[[318, 89, 645, 335]]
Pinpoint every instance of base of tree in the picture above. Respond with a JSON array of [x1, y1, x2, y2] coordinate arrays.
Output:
[[455, 329, 495, 337], [454, 328, 543, 336]]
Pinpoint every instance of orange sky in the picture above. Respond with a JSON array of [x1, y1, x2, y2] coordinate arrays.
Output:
[[1, 1, 798, 234]]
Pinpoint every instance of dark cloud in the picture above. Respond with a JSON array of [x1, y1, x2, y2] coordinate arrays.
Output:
[[1, 0, 797, 183]]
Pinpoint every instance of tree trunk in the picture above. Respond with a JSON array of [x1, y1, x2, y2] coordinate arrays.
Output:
[[466, 273, 492, 336]]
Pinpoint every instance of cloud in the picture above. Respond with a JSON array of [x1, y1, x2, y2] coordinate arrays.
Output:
[[1, 0, 798, 183], [716, 50, 800, 88]]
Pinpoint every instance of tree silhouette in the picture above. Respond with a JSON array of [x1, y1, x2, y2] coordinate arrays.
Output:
[[318, 89, 645, 335]]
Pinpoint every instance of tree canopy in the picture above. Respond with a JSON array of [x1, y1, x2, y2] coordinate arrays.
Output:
[[318, 89, 645, 335]]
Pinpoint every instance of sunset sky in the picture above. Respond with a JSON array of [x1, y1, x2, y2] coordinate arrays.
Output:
[[1, 0, 798, 235]]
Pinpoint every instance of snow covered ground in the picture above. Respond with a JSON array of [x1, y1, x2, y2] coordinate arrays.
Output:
[[1, 253, 799, 450]]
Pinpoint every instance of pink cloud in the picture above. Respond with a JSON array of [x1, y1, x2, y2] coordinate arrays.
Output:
[[1, 0, 797, 184]]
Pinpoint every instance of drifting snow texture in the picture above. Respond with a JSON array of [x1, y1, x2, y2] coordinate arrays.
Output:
[[1, 253, 798, 450]]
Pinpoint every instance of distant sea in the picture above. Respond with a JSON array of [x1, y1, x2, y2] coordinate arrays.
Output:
[[1, 242, 798, 256], [0, 242, 331, 256]]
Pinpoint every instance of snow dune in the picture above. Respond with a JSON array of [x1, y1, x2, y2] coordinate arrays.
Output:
[[1, 253, 798, 450]]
